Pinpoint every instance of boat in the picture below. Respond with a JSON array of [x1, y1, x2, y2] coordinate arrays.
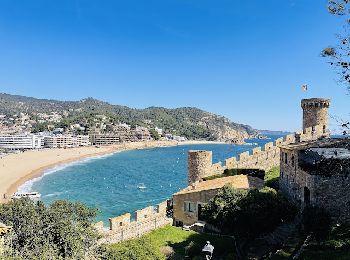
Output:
[[137, 183, 147, 190], [11, 192, 41, 200]]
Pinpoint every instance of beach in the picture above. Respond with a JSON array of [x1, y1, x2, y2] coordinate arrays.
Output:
[[0, 140, 222, 203]]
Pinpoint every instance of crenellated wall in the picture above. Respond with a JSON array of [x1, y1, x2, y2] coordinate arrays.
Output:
[[95, 201, 172, 245], [188, 126, 329, 181]]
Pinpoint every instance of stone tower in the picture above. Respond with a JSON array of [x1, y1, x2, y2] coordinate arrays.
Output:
[[301, 98, 330, 133], [188, 150, 212, 185]]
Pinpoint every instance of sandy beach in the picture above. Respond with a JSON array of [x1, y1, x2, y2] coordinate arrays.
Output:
[[0, 140, 223, 203]]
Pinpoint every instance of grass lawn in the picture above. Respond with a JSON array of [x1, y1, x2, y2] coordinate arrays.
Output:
[[108, 225, 235, 259], [264, 167, 280, 188]]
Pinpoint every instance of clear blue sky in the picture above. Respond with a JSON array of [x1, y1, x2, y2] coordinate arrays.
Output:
[[0, 0, 348, 132]]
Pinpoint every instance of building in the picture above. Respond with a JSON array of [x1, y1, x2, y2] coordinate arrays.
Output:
[[44, 135, 90, 148], [173, 175, 264, 226], [279, 98, 350, 222], [89, 133, 121, 146], [0, 134, 43, 150]]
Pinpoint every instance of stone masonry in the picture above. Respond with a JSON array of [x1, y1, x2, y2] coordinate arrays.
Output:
[[301, 98, 330, 134], [95, 201, 172, 244]]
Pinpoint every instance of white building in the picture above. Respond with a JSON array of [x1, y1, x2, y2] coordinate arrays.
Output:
[[0, 134, 43, 150]]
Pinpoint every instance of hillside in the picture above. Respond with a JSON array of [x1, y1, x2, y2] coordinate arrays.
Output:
[[0, 93, 257, 141]]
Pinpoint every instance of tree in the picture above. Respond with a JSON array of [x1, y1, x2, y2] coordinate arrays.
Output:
[[202, 185, 297, 240], [149, 128, 160, 140], [0, 199, 99, 259], [302, 206, 332, 244], [322, 1, 350, 91]]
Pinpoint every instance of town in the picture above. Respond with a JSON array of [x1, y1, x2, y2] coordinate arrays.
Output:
[[0, 111, 187, 152]]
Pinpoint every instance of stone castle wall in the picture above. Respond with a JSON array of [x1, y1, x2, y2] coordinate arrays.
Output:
[[188, 126, 328, 183], [95, 201, 172, 244], [280, 146, 350, 223]]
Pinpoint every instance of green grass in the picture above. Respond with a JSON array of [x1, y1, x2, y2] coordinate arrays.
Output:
[[203, 168, 265, 181], [264, 167, 280, 188], [300, 224, 350, 260], [108, 225, 235, 259]]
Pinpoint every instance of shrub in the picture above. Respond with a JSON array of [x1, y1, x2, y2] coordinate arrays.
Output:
[[160, 245, 174, 259], [202, 185, 298, 239], [302, 206, 332, 243]]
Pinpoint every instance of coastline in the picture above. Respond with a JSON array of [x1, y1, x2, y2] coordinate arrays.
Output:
[[0, 140, 224, 203]]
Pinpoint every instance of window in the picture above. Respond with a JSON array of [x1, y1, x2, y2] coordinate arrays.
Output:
[[323, 125, 326, 133], [184, 201, 195, 213], [284, 153, 288, 164], [291, 155, 295, 167]]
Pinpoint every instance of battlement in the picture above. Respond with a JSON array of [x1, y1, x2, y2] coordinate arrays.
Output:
[[95, 201, 172, 244], [301, 98, 330, 108], [188, 126, 330, 182]]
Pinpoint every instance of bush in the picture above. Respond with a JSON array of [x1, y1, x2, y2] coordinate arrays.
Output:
[[302, 206, 332, 243], [202, 185, 298, 239], [160, 245, 174, 259]]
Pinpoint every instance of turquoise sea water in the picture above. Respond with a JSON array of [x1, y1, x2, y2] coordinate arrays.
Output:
[[21, 137, 282, 223]]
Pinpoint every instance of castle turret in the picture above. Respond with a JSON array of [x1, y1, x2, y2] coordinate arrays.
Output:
[[301, 98, 330, 136], [188, 150, 212, 185]]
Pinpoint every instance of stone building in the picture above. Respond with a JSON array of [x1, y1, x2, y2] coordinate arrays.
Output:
[[280, 98, 350, 222], [173, 175, 264, 226]]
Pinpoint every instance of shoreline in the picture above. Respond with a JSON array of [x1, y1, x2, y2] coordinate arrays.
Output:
[[0, 140, 224, 203]]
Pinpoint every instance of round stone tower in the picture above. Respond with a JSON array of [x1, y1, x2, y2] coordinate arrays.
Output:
[[188, 150, 212, 185], [301, 98, 330, 132]]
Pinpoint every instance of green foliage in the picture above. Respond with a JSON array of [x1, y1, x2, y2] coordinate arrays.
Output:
[[0, 93, 257, 140], [31, 122, 49, 133], [203, 185, 297, 240], [149, 128, 160, 140], [104, 238, 164, 260], [301, 224, 350, 259], [0, 199, 99, 260], [264, 167, 280, 189], [203, 168, 265, 181], [302, 206, 332, 243]]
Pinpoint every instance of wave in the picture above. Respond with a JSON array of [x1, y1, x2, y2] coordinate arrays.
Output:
[[16, 151, 119, 193]]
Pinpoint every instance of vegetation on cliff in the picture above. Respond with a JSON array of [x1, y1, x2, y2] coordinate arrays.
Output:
[[0, 93, 257, 141]]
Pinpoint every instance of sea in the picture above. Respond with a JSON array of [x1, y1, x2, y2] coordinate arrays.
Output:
[[18, 136, 283, 224]]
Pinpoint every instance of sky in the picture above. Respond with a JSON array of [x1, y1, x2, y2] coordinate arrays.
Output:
[[0, 0, 349, 132]]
